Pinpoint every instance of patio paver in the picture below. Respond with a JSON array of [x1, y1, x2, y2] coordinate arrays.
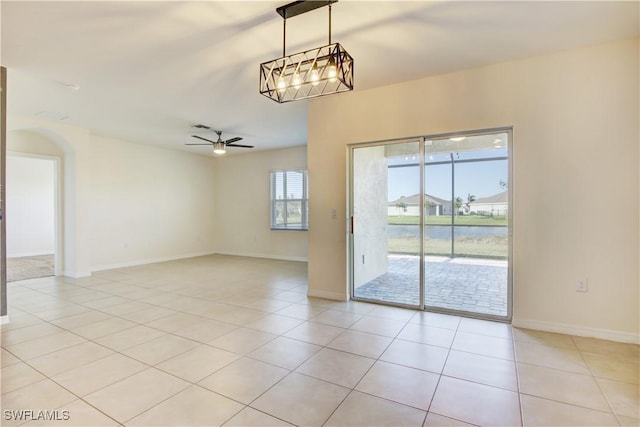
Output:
[[354, 255, 508, 317]]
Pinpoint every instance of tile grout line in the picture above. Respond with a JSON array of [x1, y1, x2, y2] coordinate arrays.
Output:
[[513, 327, 525, 427], [422, 315, 466, 425], [5, 260, 637, 427], [1, 347, 124, 427], [514, 332, 635, 424], [318, 309, 414, 426], [571, 334, 625, 426]]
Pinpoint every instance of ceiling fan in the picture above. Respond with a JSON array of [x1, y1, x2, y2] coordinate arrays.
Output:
[[186, 124, 253, 154]]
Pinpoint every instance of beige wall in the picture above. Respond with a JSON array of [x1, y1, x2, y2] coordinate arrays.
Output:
[[308, 38, 639, 342], [87, 135, 217, 270], [8, 116, 219, 274], [7, 129, 65, 157], [214, 146, 308, 261], [8, 116, 307, 273]]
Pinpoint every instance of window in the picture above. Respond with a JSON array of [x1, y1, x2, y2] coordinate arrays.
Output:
[[270, 170, 308, 230]]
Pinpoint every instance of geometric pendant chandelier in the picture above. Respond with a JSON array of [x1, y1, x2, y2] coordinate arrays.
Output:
[[259, 0, 354, 103]]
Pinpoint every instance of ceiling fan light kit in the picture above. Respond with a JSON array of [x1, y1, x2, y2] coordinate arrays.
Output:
[[213, 141, 226, 154], [185, 126, 253, 155], [259, 0, 354, 103]]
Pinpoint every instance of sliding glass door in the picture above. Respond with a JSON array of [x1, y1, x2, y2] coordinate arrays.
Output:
[[423, 134, 510, 317], [350, 129, 511, 320], [351, 140, 422, 307]]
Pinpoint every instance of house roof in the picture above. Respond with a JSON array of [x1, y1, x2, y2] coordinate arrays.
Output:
[[471, 191, 508, 204], [390, 191, 508, 206], [389, 194, 449, 206]]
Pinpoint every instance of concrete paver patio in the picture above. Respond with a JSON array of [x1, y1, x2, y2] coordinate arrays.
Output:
[[354, 255, 508, 317]]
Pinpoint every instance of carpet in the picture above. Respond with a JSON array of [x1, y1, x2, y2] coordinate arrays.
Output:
[[7, 254, 55, 282]]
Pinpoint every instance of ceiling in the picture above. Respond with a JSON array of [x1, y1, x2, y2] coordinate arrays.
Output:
[[2, 1, 638, 156]]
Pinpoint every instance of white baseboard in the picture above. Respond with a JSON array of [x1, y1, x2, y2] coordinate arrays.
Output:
[[62, 270, 92, 278], [307, 288, 349, 302], [512, 318, 640, 344], [0, 315, 9, 325], [87, 250, 305, 275], [215, 250, 308, 263], [91, 251, 219, 272]]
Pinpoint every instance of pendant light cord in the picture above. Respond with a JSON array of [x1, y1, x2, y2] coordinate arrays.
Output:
[[282, 17, 286, 57], [328, 3, 332, 45]]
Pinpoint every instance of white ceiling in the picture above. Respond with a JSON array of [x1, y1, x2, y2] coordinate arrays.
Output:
[[2, 1, 638, 156]]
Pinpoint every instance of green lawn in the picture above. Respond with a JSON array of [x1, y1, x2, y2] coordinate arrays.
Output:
[[389, 215, 507, 226], [389, 236, 508, 259]]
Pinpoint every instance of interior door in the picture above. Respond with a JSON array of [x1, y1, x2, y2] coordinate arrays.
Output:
[[350, 140, 423, 307]]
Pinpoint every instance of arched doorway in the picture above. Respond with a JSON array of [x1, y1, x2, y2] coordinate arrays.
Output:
[[6, 128, 71, 280]]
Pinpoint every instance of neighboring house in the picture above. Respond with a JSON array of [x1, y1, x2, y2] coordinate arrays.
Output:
[[468, 191, 508, 216], [388, 193, 452, 216], [389, 191, 508, 217]]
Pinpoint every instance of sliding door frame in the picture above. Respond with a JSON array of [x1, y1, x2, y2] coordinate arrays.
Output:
[[348, 127, 513, 322]]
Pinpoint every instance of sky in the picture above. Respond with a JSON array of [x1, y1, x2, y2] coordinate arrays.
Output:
[[387, 156, 508, 202]]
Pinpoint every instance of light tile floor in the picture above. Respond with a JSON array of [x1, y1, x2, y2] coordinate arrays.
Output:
[[1, 255, 638, 427]]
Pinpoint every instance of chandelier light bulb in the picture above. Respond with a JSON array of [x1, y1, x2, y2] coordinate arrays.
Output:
[[292, 72, 302, 89], [277, 75, 287, 93], [309, 66, 320, 86], [327, 61, 338, 83]]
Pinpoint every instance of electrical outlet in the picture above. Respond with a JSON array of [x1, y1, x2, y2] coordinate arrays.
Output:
[[576, 278, 588, 292]]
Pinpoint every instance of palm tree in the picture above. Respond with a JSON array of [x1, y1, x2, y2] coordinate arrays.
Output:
[[455, 197, 463, 215], [465, 193, 476, 213]]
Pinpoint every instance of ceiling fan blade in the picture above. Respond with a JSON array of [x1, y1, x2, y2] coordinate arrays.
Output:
[[185, 143, 213, 146], [193, 124, 211, 130], [191, 135, 215, 144], [226, 144, 254, 148], [224, 137, 243, 144]]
